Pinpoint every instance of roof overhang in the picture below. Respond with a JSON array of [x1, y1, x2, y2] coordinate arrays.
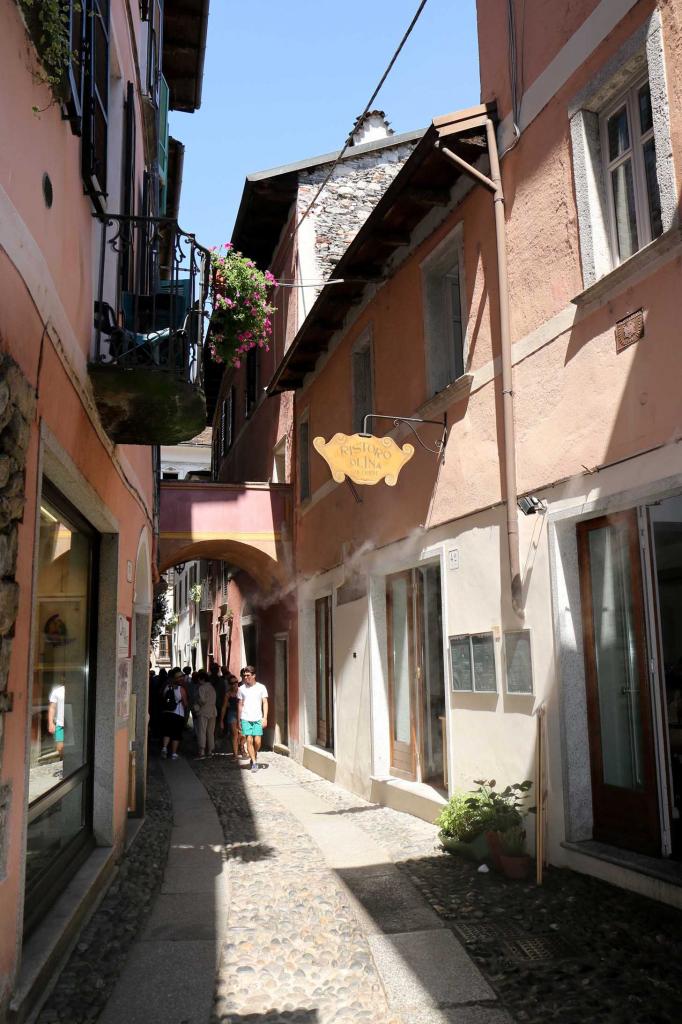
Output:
[[163, 0, 210, 112], [267, 103, 495, 396], [231, 129, 425, 271]]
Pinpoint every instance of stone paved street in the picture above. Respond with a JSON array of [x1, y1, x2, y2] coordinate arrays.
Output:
[[35, 750, 682, 1024]]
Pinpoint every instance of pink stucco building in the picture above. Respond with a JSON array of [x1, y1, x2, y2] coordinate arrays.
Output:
[[0, 1, 209, 1017], [219, 0, 682, 906]]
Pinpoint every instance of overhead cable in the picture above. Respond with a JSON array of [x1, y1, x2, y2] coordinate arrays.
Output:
[[287, 0, 431, 249]]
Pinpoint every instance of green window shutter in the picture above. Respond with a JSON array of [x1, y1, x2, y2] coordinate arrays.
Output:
[[158, 74, 170, 214]]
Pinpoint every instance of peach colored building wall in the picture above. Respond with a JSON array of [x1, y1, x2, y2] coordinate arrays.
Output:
[[0, 0, 159, 1010], [287, 0, 682, 898]]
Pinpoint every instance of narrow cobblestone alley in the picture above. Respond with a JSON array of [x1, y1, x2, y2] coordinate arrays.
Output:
[[37, 753, 682, 1024]]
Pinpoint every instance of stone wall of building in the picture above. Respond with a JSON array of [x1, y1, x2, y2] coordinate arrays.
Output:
[[297, 141, 417, 283], [0, 350, 35, 881]]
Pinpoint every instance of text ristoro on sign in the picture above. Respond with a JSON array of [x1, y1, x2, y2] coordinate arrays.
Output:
[[313, 432, 414, 487]]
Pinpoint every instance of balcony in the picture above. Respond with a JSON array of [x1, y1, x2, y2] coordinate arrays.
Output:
[[89, 215, 209, 445]]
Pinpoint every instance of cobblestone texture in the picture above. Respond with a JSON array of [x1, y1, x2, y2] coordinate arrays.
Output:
[[36, 761, 172, 1024], [298, 142, 416, 284], [256, 755, 682, 1024], [193, 756, 400, 1024]]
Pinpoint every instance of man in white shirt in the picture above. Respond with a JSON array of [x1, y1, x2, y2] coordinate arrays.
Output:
[[48, 682, 65, 757], [237, 666, 268, 773]]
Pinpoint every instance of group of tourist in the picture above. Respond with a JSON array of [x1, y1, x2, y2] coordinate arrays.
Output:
[[148, 663, 268, 772]]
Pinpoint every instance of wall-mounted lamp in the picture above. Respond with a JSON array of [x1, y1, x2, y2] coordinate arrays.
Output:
[[517, 495, 547, 516]]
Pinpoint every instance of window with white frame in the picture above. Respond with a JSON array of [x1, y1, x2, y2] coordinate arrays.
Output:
[[352, 329, 374, 434], [569, 14, 676, 289], [601, 78, 662, 264], [421, 228, 466, 397]]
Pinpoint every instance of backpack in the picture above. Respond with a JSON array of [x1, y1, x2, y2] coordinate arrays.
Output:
[[163, 685, 177, 712]]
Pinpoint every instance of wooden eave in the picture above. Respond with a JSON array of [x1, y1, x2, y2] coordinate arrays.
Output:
[[267, 103, 495, 395], [163, 0, 210, 112]]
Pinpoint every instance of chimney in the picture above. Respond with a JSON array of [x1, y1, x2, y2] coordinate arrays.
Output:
[[349, 110, 394, 147]]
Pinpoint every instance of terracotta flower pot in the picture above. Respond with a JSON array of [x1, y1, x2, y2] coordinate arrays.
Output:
[[484, 830, 504, 872], [499, 853, 532, 880]]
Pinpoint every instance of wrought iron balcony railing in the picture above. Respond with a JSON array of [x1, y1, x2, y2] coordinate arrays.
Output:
[[89, 214, 210, 445]]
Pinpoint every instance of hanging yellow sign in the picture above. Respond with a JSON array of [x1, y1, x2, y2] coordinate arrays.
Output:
[[313, 432, 414, 486]]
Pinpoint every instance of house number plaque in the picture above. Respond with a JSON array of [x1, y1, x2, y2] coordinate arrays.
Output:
[[313, 432, 414, 486]]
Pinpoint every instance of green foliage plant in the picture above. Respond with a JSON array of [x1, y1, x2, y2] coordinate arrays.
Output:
[[435, 791, 484, 843], [465, 778, 532, 833], [18, 0, 79, 99], [190, 582, 203, 604]]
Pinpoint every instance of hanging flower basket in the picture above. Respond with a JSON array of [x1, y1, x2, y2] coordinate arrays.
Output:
[[208, 244, 277, 368]]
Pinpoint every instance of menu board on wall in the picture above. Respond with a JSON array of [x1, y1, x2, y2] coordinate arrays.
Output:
[[116, 658, 132, 724], [450, 636, 473, 691], [471, 633, 497, 692], [505, 630, 533, 694], [450, 633, 497, 692]]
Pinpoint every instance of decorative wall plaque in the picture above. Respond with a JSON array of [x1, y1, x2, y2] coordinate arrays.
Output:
[[615, 309, 644, 352], [313, 432, 414, 486]]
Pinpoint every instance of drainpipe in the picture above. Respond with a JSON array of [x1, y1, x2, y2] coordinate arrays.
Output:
[[436, 116, 523, 617]]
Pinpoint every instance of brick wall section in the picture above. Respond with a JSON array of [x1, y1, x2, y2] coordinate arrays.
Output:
[[297, 141, 417, 283]]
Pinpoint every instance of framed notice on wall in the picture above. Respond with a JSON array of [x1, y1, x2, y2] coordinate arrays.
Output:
[[505, 629, 533, 694], [116, 658, 132, 724], [449, 633, 497, 693]]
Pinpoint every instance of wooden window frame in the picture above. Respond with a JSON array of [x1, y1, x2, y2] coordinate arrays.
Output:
[[245, 348, 259, 417], [82, 0, 110, 216], [298, 413, 311, 504], [351, 327, 374, 434]]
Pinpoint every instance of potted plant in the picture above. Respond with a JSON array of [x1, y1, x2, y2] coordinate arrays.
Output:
[[208, 244, 277, 368], [436, 792, 488, 860], [465, 779, 532, 870], [499, 824, 532, 880], [190, 582, 203, 604]]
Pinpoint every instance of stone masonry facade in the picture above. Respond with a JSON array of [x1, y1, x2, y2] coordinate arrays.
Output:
[[0, 350, 35, 881], [297, 141, 417, 283]]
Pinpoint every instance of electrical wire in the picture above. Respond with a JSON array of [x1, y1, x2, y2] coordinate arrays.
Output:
[[283, 0, 431, 258]]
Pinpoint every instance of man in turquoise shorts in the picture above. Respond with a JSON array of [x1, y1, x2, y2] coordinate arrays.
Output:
[[48, 681, 65, 757], [237, 666, 268, 773]]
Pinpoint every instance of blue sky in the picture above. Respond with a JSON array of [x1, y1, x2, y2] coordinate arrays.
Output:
[[170, 0, 480, 252]]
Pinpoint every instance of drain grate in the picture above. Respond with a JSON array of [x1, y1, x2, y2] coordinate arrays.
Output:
[[504, 935, 573, 962], [452, 921, 520, 944], [452, 922, 576, 964]]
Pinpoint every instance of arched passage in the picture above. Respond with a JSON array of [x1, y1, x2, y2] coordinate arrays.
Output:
[[158, 481, 295, 748]]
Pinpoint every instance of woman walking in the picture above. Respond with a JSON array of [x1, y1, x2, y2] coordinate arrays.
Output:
[[160, 668, 187, 760], [193, 670, 217, 758], [220, 674, 241, 761]]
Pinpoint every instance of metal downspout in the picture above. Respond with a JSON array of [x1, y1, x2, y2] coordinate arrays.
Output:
[[436, 119, 523, 617], [484, 118, 523, 617]]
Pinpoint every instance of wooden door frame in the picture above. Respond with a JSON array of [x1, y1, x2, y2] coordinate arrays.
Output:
[[315, 595, 333, 750], [577, 509, 661, 855], [386, 570, 418, 780]]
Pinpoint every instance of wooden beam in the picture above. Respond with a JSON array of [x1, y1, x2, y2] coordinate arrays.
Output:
[[375, 229, 411, 247], [408, 187, 452, 206]]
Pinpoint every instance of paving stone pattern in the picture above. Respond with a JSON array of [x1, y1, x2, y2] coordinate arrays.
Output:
[[194, 756, 401, 1024], [36, 762, 172, 1024], [267, 756, 682, 1024]]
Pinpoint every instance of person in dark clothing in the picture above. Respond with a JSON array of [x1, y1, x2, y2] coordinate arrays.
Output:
[[160, 668, 188, 759], [219, 674, 241, 760]]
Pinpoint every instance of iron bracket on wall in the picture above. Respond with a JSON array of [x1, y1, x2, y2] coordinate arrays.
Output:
[[361, 413, 447, 459]]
